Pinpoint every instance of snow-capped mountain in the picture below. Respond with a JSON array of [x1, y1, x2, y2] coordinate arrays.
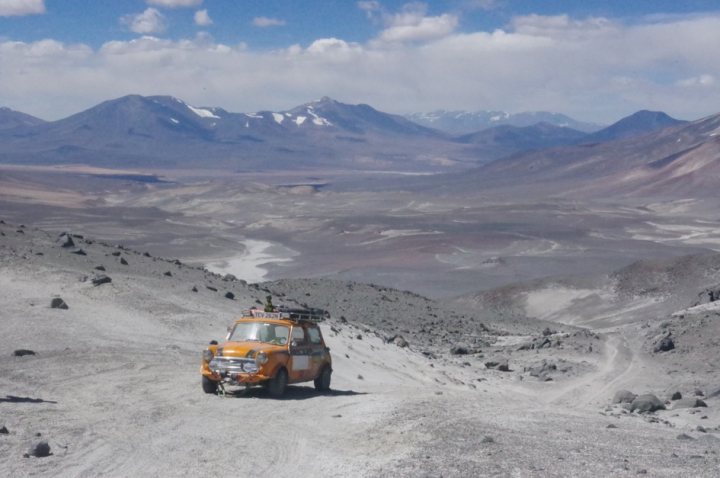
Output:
[[406, 110, 602, 134]]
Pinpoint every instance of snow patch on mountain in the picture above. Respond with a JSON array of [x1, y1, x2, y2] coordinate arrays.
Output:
[[272, 113, 285, 124], [188, 105, 220, 119]]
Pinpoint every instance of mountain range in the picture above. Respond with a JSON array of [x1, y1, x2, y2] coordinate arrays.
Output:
[[0, 95, 692, 173], [406, 110, 603, 134]]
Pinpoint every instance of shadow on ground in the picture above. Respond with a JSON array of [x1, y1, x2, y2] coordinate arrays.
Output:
[[219, 385, 366, 400], [0, 395, 58, 404]]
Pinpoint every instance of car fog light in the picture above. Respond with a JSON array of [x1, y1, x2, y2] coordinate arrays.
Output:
[[255, 352, 268, 365]]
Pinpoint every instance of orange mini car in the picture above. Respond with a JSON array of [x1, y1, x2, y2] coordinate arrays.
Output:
[[201, 307, 332, 397]]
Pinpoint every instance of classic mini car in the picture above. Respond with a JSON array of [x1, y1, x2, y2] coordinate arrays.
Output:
[[201, 307, 332, 397]]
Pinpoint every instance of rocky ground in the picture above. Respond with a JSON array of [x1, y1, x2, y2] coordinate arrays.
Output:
[[1, 220, 720, 477]]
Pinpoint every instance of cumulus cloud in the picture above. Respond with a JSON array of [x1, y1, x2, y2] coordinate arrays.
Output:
[[368, 2, 459, 43], [2, 13, 720, 123], [194, 9, 212, 26], [146, 0, 202, 8], [121, 8, 167, 35], [252, 16, 286, 27], [0, 0, 45, 16]]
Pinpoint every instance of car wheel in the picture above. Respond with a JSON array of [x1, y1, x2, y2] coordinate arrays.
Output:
[[268, 368, 288, 398], [202, 376, 218, 394], [314, 365, 332, 391]]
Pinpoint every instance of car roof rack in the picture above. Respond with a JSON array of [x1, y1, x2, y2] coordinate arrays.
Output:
[[244, 306, 329, 323]]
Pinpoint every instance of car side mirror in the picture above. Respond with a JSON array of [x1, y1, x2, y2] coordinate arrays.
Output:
[[209, 340, 218, 345]]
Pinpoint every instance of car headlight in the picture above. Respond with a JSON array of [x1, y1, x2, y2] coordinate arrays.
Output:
[[202, 349, 214, 363], [255, 352, 268, 365]]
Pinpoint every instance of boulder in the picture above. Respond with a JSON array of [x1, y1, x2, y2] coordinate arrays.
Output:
[[654, 337, 674, 353], [191, 286, 198, 293], [672, 398, 707, 409], [525, 360, 557, 379], [94, 265, 106, 271], [13, 349, 36, 357], [224, 292, 235, 300], [91, 275, 112, 286], [393, 336, 409, 348], [450, 346, 469, 355], [542, 327, 556, 337], [670, 391, 682, 401], [497, 359, 510, 372], [612, 390, 637, 404], [57, 234, 75, 248], [27, 441, 51, 457], [0, 425, 8, 434], [119, 257, 128, 266], [163, 271, 172, 277], [111, 251, 121, 257], [223, 274, 237, 282], [72, 249, 87, 256], [50, 298, 69, 310], [628, 394, 665, 413]]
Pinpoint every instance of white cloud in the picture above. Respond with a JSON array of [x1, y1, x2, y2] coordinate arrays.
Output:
[[121, 8, 167, 35], [370, 2, 459, 43], [357, 1, 381, 19], [252, 16, 286, 27], [146, 0, 202, 8], [0, 0, 45, 16], [2, 14, 720, 123], [194, 9, 212, 26]]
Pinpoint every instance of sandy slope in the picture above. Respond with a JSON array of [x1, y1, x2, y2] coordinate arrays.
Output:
[[1, 224, 719, 477]]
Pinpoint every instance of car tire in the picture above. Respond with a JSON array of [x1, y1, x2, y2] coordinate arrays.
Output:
[[268, 368, 288, 398], [202, 376, 218, 394], [314, 365, 332, 391]]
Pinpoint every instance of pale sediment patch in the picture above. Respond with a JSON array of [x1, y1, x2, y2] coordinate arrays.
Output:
[[205, 239, 297, 283]]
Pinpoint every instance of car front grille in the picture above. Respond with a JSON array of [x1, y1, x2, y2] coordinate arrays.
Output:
[[209, 356, 258, 375]]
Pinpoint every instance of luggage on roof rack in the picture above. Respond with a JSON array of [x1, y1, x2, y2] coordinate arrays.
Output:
[[245, 306, 328, 322]]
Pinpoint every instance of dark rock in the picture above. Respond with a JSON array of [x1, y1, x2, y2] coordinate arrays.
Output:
[[613, 390, 638, 404], [606, 424, 618, 429], [339, 316, 347, 324], [355, 334, 363, 340], [0, 425, 8, 434], [163, 271, 172, 277], [13, 349, 36, 357], [525, 360, 557, 379], [94, 265, 106, 271], [542, 327, 556, 336], [694, 388, 706, 397], [111, 251, 121, 257], [50, 298, 69, 310], [191, 286, 198, 292], [357, 374, 364, 380], [28, 441, 51, 457], [628, 394, 665, 413], [206, 286, 218, 292], [654, 337, 675, 353], [672, 398, 707, 409], [670, 391, 682, 400], [143, 252, 152, 257], [119, 257, 128, 266], [481, 436, 495, 443], [450, 346, 469, 355], [57, 234, 75, 248], [91, 275, 112, 286], [676, 433, 694, 440], [224, 292, 235, 300], [223, 274, 237, 281], [696, 425, 707, 433], [16, 229, 24, 234], [72, 249, 87, 256]]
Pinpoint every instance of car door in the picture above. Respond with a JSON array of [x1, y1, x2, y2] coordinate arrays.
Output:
[[305, 325, 326, 379], [288, 325, 311, 382]]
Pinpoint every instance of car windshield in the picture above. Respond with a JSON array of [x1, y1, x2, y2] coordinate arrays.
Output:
[[228, 322, 289, 345]]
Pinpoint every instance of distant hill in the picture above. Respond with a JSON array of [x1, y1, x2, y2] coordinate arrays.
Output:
[[449, 112, 720, 198], [582, 110, 686, 143], [457, 122, 587, 156], [0, 107, 45, 130], [406, 110, 602, 134]]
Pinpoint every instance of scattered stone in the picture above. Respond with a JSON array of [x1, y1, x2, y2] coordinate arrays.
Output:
[[57, 234, 75, 248], [223, 274, 237, 281], [191, 286, 198, 292], [525, 360, 557, 380], [676, 433, 694, 440], [111, 251, 121, 257], [497, 359, 510, 372], [670, 391, 682, 400], [94, 265, 106, 271], [13, 349, 36, 357], [0, 425, 8, 434], [695, 388, 707, 397], [450, 346, 469, 355], [143, 252, 152, 257], [672, 398, 707, 409], [163, 271, 172, 277], [481, 436, 495, 444], [224, 292, 235, 300], [628, 394, 665, 413], [16, 229, 24, 234], [654, 337, 675, 353], [339, 316, 347, 324], [542, 327, 556, 336], [696, 425, 707, 433], [357, 374, 364, 380], [637, 469, 647, 475], [91, 275, 112, 286], [50, 298, 69, 310], [72, 249, 87, 256], [612, 390, 637, 404], [606, 424, 618, 429], [332, 414, 342, 418], [27, 441, 51, 457], [355, 334, 363, 340], [206, 286, 218, 292], [119, 257, 128, 266], [393, 336, 409, 348]]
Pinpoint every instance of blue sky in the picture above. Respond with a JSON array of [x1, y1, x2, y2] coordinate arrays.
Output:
[[1, 0, 720, 122]]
